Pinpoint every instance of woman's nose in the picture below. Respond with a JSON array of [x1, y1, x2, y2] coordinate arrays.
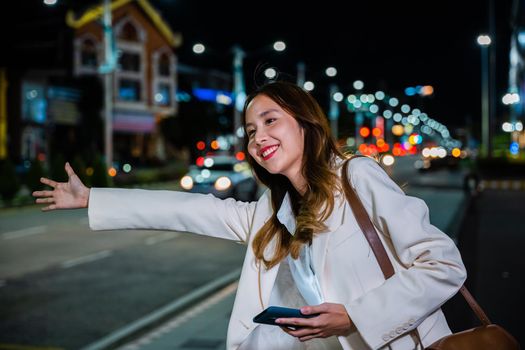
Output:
[[254, 130, 267, 145]]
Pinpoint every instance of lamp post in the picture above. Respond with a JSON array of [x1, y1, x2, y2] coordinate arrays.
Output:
[[296, 61, 306, 87], [232, 46, 247, 154], [99, 0, 117, 170], [352, 80, 365, 146], [325, 67, 340, 139], [477, 34, 492, 157]]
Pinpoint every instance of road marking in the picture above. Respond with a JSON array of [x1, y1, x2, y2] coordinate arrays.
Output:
[[117, 282, 238, 349], [1, 226, 47, 240], [145, 232, 180, 246], [61, 250, 113, 269], [81, 269, 241, 350]]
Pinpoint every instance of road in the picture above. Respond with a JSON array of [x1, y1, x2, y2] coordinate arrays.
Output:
[[0, 156, 470, 349], [0, 207, 246, 349]]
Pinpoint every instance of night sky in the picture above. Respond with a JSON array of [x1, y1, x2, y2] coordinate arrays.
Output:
[[150, 0, 515, 132], [2, 0, 516, 134]]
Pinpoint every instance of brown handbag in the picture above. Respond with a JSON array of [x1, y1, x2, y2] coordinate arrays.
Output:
[[341, 157, 520, 349]]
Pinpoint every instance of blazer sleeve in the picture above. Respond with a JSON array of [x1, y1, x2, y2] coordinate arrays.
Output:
[[343, 157, 467, 349], [88, 188, 261, 243]]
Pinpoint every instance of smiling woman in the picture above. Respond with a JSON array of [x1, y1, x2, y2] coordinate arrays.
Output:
[[33, 80, 467, 350]]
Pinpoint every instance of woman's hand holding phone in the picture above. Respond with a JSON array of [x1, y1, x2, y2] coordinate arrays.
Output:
[[275, 303, 354, 342]]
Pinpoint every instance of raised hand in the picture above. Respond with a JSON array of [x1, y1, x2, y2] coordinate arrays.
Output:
[[32, 162, 90, 211]]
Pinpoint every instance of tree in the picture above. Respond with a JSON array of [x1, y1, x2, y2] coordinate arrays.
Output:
[[0, 158, 20, 202], [26, 158, 47, 192]]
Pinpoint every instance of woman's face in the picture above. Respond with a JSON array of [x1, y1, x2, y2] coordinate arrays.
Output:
[[245, 94, 305, 183]]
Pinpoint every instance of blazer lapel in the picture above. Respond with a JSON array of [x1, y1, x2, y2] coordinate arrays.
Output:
[[312, 192, 347, 292], [274, 189, 347, 300]]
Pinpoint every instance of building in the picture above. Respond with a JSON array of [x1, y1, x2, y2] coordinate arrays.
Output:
[[68, 0, 181, 165], [1, 0, 181, 168]]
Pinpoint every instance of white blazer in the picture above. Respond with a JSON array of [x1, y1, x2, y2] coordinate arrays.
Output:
[[88, 157, 466, 349]]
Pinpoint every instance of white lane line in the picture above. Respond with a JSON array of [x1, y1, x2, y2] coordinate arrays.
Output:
[[61, 250, 113, 269], [1, 225, 47, 240], [117, 282, 238, 349], [145, 232, 181, 246], [82, 269, 241, 350]]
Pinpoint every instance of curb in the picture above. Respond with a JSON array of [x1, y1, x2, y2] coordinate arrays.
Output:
[[479, 179, 525, 191], [80, 268, 241, 350]]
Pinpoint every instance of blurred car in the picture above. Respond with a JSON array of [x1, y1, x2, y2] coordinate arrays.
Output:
[[415, 155, 460, 172], [180, 155, 259, 201]]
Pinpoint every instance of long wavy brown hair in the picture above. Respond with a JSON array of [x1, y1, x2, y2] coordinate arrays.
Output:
[[242, 81, 347, 269]]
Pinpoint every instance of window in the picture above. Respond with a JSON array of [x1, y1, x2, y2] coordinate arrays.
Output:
[[152, 48, 175, 109], [155, 83, 171, 106], [159, 53, 171, 76], [118, 79, 141, 102], [22, 82, 47, 123], [114, 18, 145, 105], [120, 22, 139, 42], [119, 51, 140, 72], [80, 39, 98, 68]]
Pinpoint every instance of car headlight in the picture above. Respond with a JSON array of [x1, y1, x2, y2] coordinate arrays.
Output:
[[180, 175, 194, 190], [214, 176, 232, 191]]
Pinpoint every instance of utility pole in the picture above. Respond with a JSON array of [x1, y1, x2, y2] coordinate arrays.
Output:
[[232, 46, 246, 154], [0, 69, 7, 160], [488, 0, 496, 157], [328, 84, 339, 140], [296, 62, 305, 88], [99, 0, 117, 170]]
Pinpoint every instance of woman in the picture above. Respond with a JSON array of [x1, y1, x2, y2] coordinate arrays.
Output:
[[33, 81, 466, 349]]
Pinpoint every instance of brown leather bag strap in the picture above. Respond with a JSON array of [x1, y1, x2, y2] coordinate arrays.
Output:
[[341, 156, 492, 326], [458, 285, 491, 325], [342, 156, 395, 279]]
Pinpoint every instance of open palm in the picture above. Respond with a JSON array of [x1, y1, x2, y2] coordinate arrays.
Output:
[[33, 162, 90, 211]]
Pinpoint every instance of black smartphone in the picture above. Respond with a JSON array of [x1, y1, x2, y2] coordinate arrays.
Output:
[[253, 306, 318, 326]]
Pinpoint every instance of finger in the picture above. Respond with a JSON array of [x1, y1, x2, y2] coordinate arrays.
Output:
[[282, 326, 320, 338], [301, 303, 328, 315], [42, 204, 57, 211], [299, 333, 322, 342], [36, 198, 54, 204], [33, 190, 54, 198], [40, 177, 58, 188], [276, 317, 315, 328], [65, 162, 76, 177]]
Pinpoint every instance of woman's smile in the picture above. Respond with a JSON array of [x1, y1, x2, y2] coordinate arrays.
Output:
[[260, 144, 279, 160]]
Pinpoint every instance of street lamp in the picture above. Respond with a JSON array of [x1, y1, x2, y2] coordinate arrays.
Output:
[[352, 80, 365, 145], [477, 34, 492, 157], [99, 0, 117, 170], [324, 67, 339, 139]]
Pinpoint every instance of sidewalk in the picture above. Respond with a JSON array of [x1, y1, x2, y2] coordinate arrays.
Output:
[[96, 187, 469, 350], [448, 189, 524, 346]]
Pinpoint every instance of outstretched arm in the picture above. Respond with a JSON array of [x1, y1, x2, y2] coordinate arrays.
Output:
[[32, 162, 90, 211]]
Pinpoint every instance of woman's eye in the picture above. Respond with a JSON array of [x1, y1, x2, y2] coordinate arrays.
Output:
[[247, 130, 255, 137], [265, 118, 276, 125]]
